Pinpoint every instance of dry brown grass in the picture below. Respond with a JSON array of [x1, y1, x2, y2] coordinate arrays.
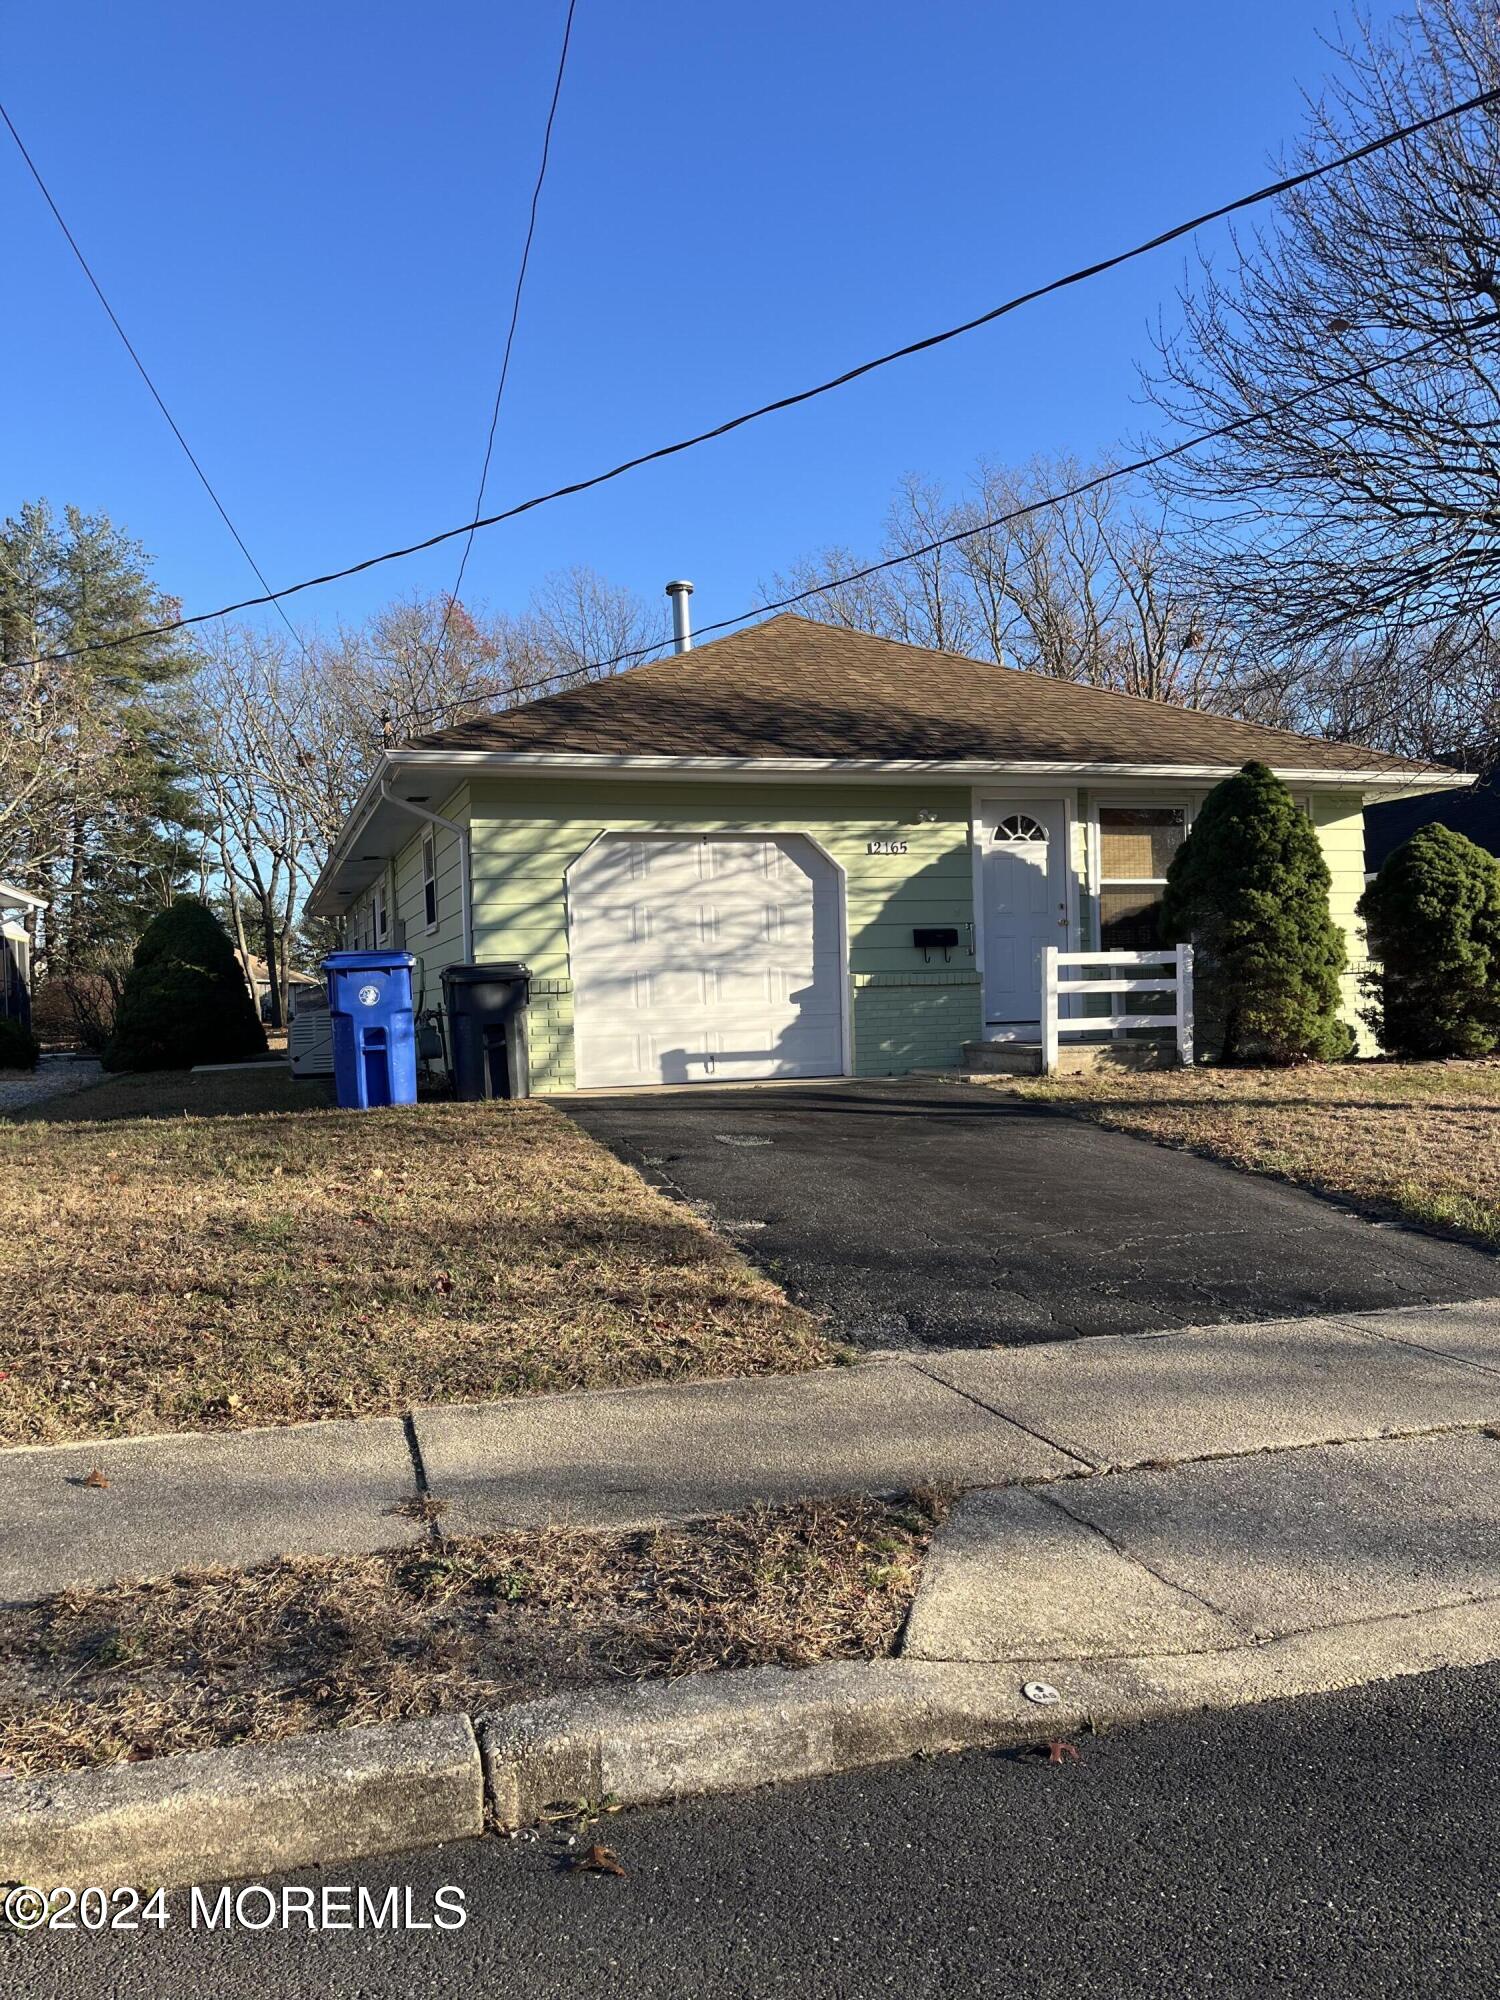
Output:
[[0, 1495, 945, 1776], [0, 1067, 836, 1447], [998, 1059, 1500, 1247]]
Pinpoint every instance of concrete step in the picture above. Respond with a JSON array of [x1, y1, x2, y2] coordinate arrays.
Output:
[[960, 1041, 1043, 1076], [961, 1037, 1177, 1078]]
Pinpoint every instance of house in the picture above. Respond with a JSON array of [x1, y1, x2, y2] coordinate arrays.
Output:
[[234, 951, 322, 1023], [0, 880, 47, 1026], [305, 613, 1469, 1090], [1365, 761, 1499, 876]]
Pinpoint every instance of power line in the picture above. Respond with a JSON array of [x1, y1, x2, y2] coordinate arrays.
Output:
[[0, 95, 310, 658], [389, 328, 1464, 731], [431, 0, 579, 671], [13, 83, 1498, 672]]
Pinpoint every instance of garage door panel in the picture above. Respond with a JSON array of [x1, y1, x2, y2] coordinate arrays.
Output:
[[571, 834, 843, 1088], [642, 966, 714, 1012], [713, 967, 779, 1011]]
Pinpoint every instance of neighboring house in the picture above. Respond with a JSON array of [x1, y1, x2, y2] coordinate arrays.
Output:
[[0, 880, 47, 1025], [235, 952, 321, 1022], [1365, 761, 1499, 876], [305, 614, 1468, 1090]]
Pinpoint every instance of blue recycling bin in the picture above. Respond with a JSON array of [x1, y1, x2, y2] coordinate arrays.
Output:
[[322, 950, 418, 1109]]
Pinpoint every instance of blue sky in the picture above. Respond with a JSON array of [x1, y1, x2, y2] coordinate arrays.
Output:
[[1, 1, 1398, 649]]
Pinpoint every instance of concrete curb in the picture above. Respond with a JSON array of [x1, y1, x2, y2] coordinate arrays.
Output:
[[478, 1659, 1027, 1828], [8, 1599, 1500, 1890], [0, 1713, 483, 1891], [479, 1594, 1500, 1825]]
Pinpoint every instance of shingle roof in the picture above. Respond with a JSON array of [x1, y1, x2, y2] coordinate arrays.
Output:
[[404, 614, 1424, 774]]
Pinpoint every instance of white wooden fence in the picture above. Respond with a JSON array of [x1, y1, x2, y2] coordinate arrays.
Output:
[[1042, 944, 1195, 1075]]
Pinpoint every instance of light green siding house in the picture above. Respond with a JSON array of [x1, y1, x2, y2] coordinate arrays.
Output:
[[306, 616, 1466, 1089]]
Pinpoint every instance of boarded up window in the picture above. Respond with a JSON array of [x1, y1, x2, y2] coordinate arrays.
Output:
[[1098, 807, 1186, 880], [1100, 886, 1166, 950], [1098, 806, 1187, 951]]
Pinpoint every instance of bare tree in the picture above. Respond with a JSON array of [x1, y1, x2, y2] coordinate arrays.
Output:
[[189, 629, 320, 1028], [763, 477, 981, 658], [766, 460, 1256, 712], [298, 569, 665, 836], [519, 565, 666, 687], [186, 570, 664, 1001], [1149, 0, 1500, 689]]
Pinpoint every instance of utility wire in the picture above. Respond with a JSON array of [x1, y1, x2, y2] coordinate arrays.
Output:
[[13, 82, 1500, 672], [389, 328, 1466, 730], [431, 0, 579, 670], [0, 96, 310, 657]]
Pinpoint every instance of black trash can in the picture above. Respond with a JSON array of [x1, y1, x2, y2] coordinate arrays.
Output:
[[441, 963, 531, 1101]]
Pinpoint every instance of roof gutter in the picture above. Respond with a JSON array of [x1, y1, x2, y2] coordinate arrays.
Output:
[[383, 749, 1473, 791], [377, 781, 473, 962], [0, 881, 49, 913], [306, 749, 1469, 921], [304, 759, 475, 952], [304, 762, 389, 922]]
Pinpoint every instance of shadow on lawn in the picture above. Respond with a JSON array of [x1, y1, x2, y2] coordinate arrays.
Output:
[[8, 1067, 335, 1126]]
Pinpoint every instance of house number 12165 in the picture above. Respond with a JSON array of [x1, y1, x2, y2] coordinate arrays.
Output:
[[866, 839, 909, 855]]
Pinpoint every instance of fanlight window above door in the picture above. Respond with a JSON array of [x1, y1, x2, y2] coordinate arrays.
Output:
[[993, 812, 1048, 844]]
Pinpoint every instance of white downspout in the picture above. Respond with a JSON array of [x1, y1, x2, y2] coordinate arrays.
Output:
[[378, 780, 474, 962]]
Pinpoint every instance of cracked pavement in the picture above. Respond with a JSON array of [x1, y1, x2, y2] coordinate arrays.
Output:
[[563, 1077, 1500, 1347], [900, 1427, 1500, 1667]]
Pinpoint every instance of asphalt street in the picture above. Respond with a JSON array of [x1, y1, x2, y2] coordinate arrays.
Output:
[[9, 1661, 1500, 1998], [565, 1079, 1499, 1346]]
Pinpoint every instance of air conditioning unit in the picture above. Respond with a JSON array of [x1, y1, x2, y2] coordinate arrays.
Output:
[[289, 995, 334, 1078]]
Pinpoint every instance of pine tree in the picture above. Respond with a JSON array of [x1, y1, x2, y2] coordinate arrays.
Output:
[[103, 897, 266, 1072], [1160, 761, 1351, 1064], [0, 500, 199, 974], [1358, 824, 1500, 1059]]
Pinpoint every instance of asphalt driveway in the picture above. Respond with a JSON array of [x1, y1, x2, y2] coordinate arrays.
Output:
[[563, 1078, 1500, 1348]]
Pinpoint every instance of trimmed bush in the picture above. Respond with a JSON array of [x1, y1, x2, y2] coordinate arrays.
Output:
[[0, 1016, 40, 1071], [1160, 760, 1351, 1064], [1358, 823, 1500, 1059], [103, 899, 267, 1072]]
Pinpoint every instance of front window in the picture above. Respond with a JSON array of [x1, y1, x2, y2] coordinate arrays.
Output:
[[422, 833, 438, 930], [1097, 806, 1187, 949]]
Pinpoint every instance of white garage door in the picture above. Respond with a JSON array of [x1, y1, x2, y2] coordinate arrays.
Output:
[[569, 834, 845, 1088]]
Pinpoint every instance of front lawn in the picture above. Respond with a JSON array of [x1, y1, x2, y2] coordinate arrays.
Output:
[[0, 1495, 942, 1775], [0, 1068, 836, 1447], [997, 1060, 1500, 1248]]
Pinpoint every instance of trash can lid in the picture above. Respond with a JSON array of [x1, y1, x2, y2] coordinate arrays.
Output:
[[321, 951, 417, 972], [440, 962, 531, 984]]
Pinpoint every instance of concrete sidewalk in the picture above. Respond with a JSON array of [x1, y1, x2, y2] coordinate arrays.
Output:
[[4, 1296, 1500, 1604], [900, 1425, 1500, 1681]]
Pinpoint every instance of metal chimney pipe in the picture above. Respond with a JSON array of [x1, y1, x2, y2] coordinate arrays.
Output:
[[665, 579, 694, 654]]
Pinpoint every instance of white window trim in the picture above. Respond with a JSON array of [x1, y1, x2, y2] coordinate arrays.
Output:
[[1089, 796, 1196, 948], [373, 877, 388, 944], [1090, 797, 1194, 1039], [421, 831, 439, 934]]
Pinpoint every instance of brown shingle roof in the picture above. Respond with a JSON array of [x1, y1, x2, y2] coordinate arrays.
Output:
[[405, 614, 1423, 774]]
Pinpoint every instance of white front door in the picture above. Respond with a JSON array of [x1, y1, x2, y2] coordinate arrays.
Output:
[[569, 833, 845, 1087], [980, 798, 1068, 1032]]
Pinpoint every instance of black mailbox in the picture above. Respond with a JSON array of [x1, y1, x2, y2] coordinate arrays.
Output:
[[913, 925, 959, 964]]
